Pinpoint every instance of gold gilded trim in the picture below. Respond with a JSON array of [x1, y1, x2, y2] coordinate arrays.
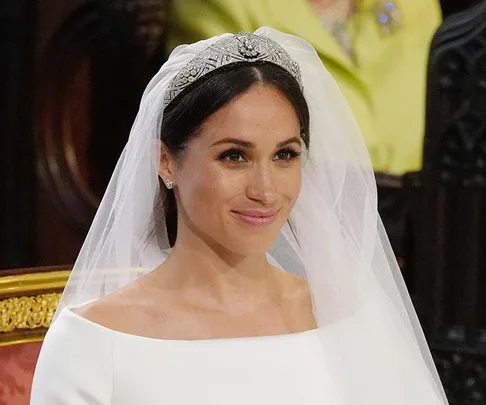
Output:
[[0, 335, 44, 347], [0, 270, 69, 344], [0, 293, 62, 333], [0, 270, 70, 299]]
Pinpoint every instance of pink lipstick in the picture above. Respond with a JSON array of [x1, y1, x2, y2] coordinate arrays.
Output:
[[231, 210, 279, 227]]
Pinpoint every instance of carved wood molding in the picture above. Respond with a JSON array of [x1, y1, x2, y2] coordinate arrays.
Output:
[[434, 346, 486, 405], [424, 1, 486, 187], [411, 6, 486, 402], [35, 0, 169, 234]]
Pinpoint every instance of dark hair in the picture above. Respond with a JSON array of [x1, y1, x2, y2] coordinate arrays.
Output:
[[159, 62, 310, 245]]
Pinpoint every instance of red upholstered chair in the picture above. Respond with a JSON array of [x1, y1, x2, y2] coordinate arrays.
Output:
[[0, 266, 69, 405]]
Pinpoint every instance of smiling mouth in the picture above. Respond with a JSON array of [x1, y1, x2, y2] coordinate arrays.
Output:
[[230, 210, 279, 227]]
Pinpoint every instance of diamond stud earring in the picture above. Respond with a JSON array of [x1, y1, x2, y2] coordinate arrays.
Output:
[[164, 179, 173, 190]]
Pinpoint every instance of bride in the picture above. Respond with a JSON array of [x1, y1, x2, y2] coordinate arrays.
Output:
[[31, 28, 448, 404]]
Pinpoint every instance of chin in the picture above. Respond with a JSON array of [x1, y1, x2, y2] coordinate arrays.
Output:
[[223, 215, 289, 256], [219, 228, 281, 257], [225, 242, 273, 257]]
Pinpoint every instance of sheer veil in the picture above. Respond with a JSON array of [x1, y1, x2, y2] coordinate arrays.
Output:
[[55, 27, 448, 404]]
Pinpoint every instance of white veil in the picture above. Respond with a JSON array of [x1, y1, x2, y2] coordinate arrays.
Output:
[[55, 28, 448, 404]]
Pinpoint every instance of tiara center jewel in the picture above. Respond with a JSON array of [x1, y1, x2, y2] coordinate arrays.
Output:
[[163, 32, 303, 108], [237, 35, 261, 58]]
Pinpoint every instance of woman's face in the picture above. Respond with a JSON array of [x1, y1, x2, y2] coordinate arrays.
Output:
[[168, 84, 303, 255]]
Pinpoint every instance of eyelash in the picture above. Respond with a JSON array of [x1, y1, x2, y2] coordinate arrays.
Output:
[[218, 148, 301, 163]]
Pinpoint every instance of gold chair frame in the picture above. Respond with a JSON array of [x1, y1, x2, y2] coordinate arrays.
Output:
[[0, 267, 70, 347]]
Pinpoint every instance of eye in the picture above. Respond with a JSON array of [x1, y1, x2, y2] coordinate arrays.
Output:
[[274, 148, 301, 161], [219, 149, 247, 163]]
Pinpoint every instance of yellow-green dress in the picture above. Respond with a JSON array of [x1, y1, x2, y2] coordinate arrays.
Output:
[[169, 0, 441, 174]]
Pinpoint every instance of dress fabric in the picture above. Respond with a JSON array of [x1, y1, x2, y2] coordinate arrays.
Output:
[[30, 308, 331, 405]]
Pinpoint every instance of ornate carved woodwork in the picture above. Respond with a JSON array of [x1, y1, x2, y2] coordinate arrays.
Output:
[[408, 2, 486, 402], [30, 0, 169, 265], [35, 0, 169, 233]]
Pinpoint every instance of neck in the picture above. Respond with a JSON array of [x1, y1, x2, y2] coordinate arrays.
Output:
[[153, 222, 278, 313]]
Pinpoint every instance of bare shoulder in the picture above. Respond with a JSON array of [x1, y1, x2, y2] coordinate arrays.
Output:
[[72, 281, 156, 335], [71, 273, 180, 339], [272, 267, 316, 330], [289, 274, 313, 308], [272, 266, 312, 302], [73, 293, 134, 333]]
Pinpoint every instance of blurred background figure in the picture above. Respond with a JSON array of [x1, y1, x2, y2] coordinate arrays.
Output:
[[169, 0, 443, 260], [170, 0, 441, 176]]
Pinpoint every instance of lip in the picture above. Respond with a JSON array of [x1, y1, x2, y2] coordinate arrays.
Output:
[[231, 209, 279, 227]]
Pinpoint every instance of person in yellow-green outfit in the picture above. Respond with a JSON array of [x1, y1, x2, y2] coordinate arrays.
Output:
[[169, 0, 442, 175]]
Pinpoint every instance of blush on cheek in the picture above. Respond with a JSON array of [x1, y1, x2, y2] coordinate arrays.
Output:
[[188, 170, 223, 211], [207, 165, 247, 196]]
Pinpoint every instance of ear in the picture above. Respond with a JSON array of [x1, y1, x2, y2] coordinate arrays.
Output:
[[158, 142, 176, 185]]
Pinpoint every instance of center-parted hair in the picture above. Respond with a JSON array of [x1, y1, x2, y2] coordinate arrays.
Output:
[[159, 63, 310, 245]]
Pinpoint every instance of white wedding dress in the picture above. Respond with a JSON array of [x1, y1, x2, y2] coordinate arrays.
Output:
[[31, 308, 332, 404], [29, 29, 449, 405]]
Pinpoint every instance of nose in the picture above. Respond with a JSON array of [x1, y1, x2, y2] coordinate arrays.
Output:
[[245, 163, 279, 205]]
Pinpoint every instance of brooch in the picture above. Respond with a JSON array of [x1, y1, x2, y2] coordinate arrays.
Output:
[[371, 1, 401, 36]]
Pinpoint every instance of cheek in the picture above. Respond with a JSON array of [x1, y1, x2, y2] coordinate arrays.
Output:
[[280, 166, 302, 204], [178, 162, 245, 218]]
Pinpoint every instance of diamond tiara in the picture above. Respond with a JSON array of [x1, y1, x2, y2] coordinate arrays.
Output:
[[163, 32, 303, 108]]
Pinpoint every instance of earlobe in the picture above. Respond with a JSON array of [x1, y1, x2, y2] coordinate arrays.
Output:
[[158, 144, 175, 187]]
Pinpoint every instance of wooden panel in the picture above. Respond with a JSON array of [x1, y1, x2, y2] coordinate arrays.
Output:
[[440, 0, 482, 17], [0, 1, 36, 269], [408, 2, 486, 402], [32, 0, 170, 266]]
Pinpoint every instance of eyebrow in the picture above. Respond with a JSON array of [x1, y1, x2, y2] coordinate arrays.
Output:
[[211, 136, 302, 148]]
